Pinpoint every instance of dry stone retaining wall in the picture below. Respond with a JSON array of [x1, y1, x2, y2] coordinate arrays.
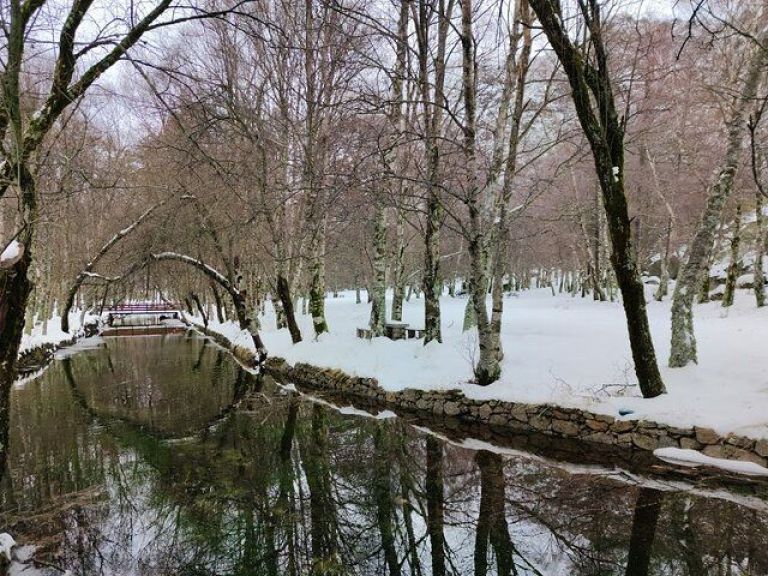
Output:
[[264, 357, 768, 467]]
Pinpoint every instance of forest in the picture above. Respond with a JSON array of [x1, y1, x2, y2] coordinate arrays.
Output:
[[2, 0, 768, 574]]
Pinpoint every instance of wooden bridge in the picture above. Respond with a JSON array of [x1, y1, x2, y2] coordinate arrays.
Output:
[[102, 302, 186, 336]]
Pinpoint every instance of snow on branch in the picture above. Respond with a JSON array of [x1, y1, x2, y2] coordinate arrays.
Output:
[[150, 252, 236, 297]]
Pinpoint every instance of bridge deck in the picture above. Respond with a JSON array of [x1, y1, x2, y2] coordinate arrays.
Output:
[[104, 303, 184, 333]]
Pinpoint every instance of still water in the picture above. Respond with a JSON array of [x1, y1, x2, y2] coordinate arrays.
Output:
[[1, 334, 766, 575]]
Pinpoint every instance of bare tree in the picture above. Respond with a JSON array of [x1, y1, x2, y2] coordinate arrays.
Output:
[[528, 0, 666, 398]]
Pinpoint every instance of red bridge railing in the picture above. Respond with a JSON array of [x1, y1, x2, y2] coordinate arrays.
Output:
[[107, 302, 182, 315]]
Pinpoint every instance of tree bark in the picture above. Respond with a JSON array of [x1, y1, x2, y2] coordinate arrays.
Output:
[[369, 203, 388, 336], [485, 0, 533, 385], [277, 275, 302, 343], [308, 223, 329, 337], [391, 208, 407, 321], [722, 203, 742, 307], [755, 193, 766, 307]]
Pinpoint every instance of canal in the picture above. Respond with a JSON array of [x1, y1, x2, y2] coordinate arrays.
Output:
[[1, 333, 766, 575]]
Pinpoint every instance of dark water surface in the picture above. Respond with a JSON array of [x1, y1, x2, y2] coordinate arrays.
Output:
[[1, 334, 767, 575]]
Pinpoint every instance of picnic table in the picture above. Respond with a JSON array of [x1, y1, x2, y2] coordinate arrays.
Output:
[[356, 321, 425, 341]]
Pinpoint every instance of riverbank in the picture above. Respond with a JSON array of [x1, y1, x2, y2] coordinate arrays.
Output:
[[16, 311, 99, 377], [192, 287, 768, 465]]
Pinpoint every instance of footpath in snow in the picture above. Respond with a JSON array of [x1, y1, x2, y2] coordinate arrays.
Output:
[[201, 288, 768, 442]]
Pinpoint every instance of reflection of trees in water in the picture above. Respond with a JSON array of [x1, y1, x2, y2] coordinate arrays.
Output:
[[3, 362, 768, 575], [474, 451, 515, 576]]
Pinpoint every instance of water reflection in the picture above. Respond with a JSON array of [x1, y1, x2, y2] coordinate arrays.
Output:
[[1, 335, 767, 575]]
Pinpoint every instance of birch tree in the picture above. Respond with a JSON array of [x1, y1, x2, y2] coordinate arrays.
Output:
[[669, 33, 767, 367], [413, 0, 454, 344]]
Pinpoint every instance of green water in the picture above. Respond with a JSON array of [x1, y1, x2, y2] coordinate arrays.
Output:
[[1, 334, 766, 575]]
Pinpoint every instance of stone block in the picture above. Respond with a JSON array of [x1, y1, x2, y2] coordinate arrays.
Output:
[[695, 427, 720, 445]]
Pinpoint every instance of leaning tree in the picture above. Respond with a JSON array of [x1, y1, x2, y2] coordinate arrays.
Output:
[[527, 0, 666, 398]]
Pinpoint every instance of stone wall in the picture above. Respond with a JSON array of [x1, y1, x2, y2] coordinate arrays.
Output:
[[264, 357, 768, 467]]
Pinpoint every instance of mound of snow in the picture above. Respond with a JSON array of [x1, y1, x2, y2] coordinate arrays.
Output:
[[0, 240, 22, 267], [654, 447, 768, 477], [0, 533, 15, 561]]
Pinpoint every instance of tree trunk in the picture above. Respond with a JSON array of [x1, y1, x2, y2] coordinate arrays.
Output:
[[416, 0, 452, 345], [722, 203, 742, 307], [484, 0, 533, 384], [309, 224, 329, 337], [423, 195, 442, 343], [191, 291, 208, 327], [529, 0, 666, 398], [0, 170, 36, 477], [369, 203, 388, 336], [0, 252, 33, 474], [391, 210, 406, 321], [591, 186, 606, 301], [277, 274, 302, 343], [211, 282, 225, 323], [655, 217, 673, 302], [670, 40, 765, 367], [755, 192, 766, 307]]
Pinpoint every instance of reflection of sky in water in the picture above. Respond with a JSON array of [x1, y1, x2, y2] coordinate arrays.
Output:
[[1, 335, 767, 575]]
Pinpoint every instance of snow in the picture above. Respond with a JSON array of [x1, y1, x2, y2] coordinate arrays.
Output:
[[18, 308, 98, 355], [198, 286, 768, 442], [654, 447, 768, 476], [0, 240, 21, 266], [0, 533, 15, 561]]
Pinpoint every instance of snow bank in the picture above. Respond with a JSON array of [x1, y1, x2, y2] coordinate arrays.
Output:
[[0, 240, 21, 266], [0, 533, 14, 561], [199, 287, 768, 441], [654, 447, 768, 476], [19, 309, 98, 354]]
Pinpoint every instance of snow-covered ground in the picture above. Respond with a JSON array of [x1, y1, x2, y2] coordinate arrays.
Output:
[[19, 309, 97, 354], [199, 287, 768, 441]]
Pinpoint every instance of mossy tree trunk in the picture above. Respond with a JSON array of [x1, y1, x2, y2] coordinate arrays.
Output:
[[308, 223, 329, 337], [369, 203, 388, 336], [749, 107, 767, 307], [722, 203, 742, 307]]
